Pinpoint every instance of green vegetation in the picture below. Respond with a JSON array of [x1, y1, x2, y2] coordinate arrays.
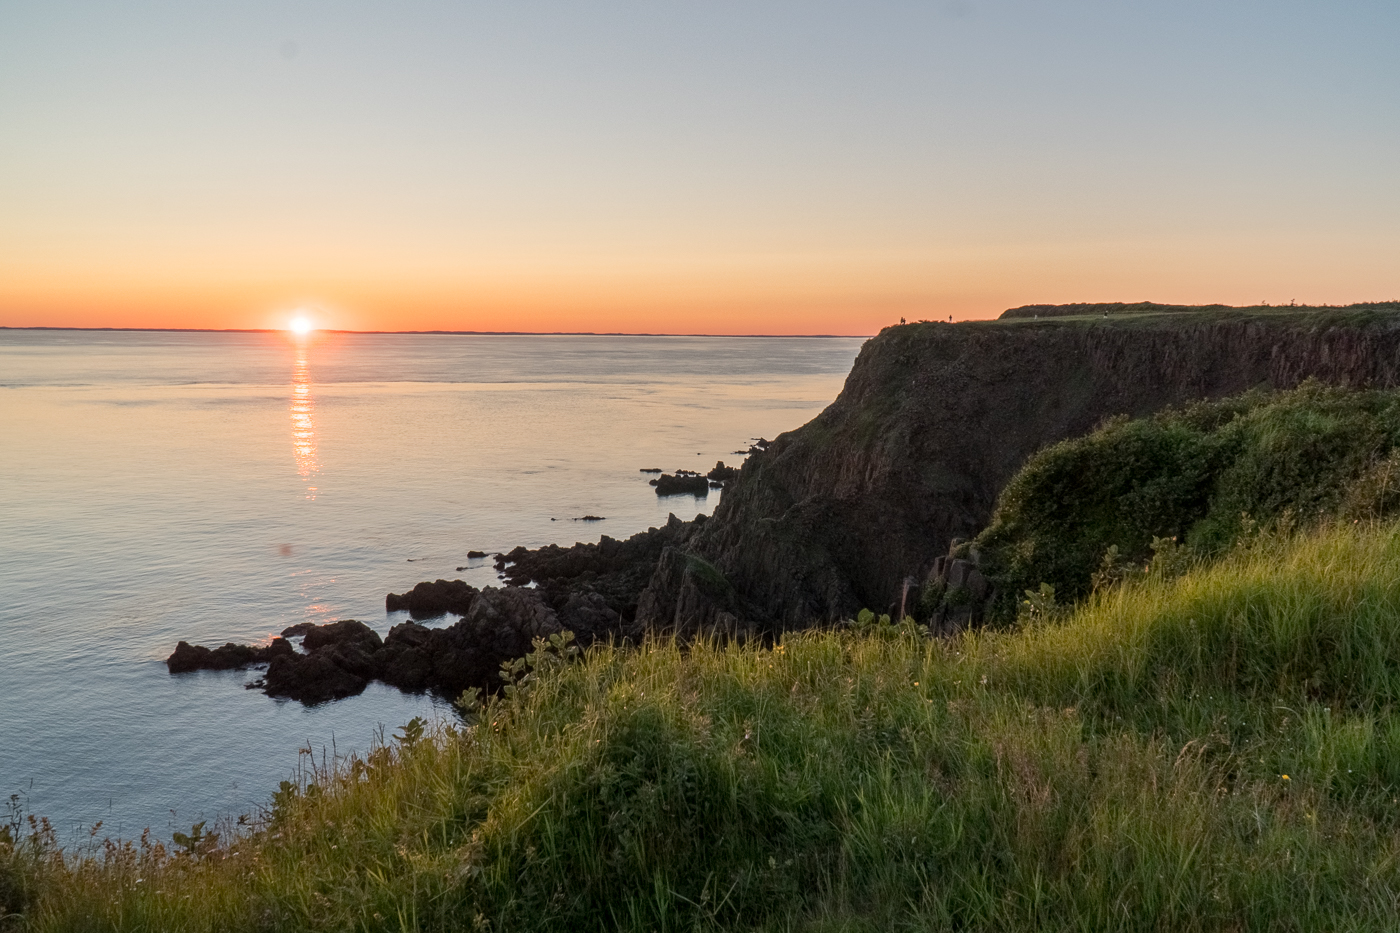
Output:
[[15, 384, 1400, 931], [996, 300, 1400, 323], [10, 520, 1400, 930], [975, 382, 1400, 609]]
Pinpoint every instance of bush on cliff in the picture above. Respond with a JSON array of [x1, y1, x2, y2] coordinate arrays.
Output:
[[15, 520, 1400, 931], [975, 381, 1400, 608]]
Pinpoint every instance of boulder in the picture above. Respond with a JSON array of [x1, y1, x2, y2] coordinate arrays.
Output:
[[166, 637, 294, 674], [706, 461, 740, 486], [385, 579, 479, 617], [417, 587, 562, 697], [556, 591, 622, 642], [378, 622, 437, 692], [261, 652, 368, 704], [301, 619, 383, 653], [650, 474, 710, 496]]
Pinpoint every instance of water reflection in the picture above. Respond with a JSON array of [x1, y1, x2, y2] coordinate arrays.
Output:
[[290, 339, 320, 498]]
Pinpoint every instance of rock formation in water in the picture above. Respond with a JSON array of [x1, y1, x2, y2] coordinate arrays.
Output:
[[168, 516, 703, 702], [706, 461, 740, 487], [168, 589, 565, 704], [167, 638, 296, 673], [649, 473, 710, 496]]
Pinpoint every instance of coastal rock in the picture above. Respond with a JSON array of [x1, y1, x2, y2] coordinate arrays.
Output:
[[262, 651, 368, 704], [186, 303, 1400, 704], [556, 591, 622, 641], [914, 543, 995, 633], [385, 579, 479, 617], [650, 473, 710, 496], [174, 589, 565, 704], [420, 587, 562, 696], [166, 637, 294, 674], [300, 619, 383, 653], [377, 622, 437, 692], [706, 461, 740, 486], [634, 546, 752, 638], [491, 512, 700, 642]]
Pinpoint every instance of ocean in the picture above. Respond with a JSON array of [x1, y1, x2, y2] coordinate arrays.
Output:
[[0, 329, 864, 840]]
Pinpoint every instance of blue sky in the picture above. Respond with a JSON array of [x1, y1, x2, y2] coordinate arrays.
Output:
[[1, 1, 1396, 331]]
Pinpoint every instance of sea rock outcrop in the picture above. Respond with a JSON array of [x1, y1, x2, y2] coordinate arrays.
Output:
[[167, 586, 563, 704], [166, 637, 296, 673], [385, 579, 479, 617], [706, 461, 740, 487], [650, 473, 710, 496], [491, 512, 701, 641]]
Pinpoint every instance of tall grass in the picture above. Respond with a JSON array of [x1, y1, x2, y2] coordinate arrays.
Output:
[[10, 521, 1400, 931]]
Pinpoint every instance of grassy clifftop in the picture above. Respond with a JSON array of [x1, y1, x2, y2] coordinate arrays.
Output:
[[11, 520, 1400, 931], [999, 300, 1400, 322]]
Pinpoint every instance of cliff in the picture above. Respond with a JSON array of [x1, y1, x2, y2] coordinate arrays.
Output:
[[636, 306, 1400, 632]]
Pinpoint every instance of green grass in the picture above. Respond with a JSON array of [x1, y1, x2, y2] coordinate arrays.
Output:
[[992, 300, 1400, 328], [11, 521, 1400, 931], [974, 382, 1400, 610]]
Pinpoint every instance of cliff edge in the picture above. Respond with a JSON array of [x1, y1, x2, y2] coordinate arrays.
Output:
[[637, 306, 1400, 632]]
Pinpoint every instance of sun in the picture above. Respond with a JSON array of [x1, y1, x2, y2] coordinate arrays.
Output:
[[288, 315, 314, 336]]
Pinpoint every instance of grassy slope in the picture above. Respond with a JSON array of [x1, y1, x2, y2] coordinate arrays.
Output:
[[997, 301, 1400, 322], [973, 382, 1400, 609], [10, 521, 1400, 931]]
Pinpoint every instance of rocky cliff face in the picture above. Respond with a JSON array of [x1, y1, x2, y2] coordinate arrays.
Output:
[[637, 310, 1400, 632]]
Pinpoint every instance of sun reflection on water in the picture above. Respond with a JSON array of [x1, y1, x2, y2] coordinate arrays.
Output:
[[290, 339, 320, 498]]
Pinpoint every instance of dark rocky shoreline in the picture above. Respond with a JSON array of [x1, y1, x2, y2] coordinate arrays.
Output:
[[167, 514, 705, 703]]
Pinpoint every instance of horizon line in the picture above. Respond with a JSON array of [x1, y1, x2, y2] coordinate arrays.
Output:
[[0, 325, 875, 338]]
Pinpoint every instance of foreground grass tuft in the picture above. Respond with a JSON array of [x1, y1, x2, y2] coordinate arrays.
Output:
[[11, 521, 1400, 930]]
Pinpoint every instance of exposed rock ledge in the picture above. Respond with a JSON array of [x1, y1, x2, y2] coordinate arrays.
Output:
[[168, 588, 561, 704], [168, 514, 701, 704]]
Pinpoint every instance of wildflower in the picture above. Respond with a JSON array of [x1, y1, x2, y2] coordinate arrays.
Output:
[[1281, 774, 1290, 781]]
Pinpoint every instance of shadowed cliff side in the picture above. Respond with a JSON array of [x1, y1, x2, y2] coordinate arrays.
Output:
[[637, 307, 1400, 632]]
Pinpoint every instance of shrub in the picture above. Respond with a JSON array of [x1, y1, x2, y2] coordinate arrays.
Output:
[[975, 382, 1400, 606]]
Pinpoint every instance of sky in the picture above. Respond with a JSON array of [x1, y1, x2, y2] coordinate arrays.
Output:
[[1, 1, 1397, 335]]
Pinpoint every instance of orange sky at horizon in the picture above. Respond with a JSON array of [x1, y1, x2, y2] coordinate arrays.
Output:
[[3, 228, 1395, 334], [2, 3, 1395, 335]]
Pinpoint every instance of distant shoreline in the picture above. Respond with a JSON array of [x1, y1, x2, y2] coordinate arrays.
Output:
[[0, 326, 871, 338]]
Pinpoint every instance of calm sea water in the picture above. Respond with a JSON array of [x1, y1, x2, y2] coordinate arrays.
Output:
[[0, 329, 863, 840]]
